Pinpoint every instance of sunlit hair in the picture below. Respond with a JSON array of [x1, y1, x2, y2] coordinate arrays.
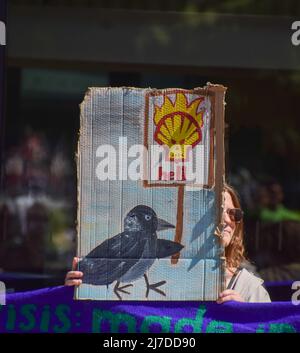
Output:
[[223, 183, 246, 270]]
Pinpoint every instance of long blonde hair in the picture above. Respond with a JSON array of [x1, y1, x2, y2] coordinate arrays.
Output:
[[223, 184, 246, 269]]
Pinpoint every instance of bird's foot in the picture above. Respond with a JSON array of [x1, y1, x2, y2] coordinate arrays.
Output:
[[144, 274, 166, 298], [113, 281, 133, 300]]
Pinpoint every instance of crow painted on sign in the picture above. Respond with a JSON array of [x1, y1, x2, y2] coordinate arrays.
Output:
[[79, 205, 184, 300]]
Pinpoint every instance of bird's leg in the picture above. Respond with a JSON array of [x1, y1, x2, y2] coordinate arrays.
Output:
[[143, 274, 166, 298], [113, 281, 133, 300]]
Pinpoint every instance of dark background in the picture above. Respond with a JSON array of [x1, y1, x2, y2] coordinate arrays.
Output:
[[0, 0, 6, 170]]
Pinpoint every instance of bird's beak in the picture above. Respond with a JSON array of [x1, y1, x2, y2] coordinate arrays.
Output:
[[157, 218, 175, 231]]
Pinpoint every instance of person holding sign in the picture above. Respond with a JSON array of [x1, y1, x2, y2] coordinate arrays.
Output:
[[216, 184, 271, 303], [65, 183, 271, 303]]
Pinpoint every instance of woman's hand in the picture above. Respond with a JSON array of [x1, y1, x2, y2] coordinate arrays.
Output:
[[65, 257, 83, 286], [217, 289, 244, 304]]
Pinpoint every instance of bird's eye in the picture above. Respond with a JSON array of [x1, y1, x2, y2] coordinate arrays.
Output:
[[145, 215, 152, 221]]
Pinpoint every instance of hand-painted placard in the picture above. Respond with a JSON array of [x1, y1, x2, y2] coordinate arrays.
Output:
[[76, 84, 226, 301]]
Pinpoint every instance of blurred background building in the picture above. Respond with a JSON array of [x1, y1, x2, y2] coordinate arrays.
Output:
[[0, 0, 300, 299]]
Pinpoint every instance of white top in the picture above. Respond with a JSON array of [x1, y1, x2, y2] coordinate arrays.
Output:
[[227, 268, 271, 303]]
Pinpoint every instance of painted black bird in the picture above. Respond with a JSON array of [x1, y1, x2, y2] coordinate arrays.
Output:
[[79, 205, 184, 300]]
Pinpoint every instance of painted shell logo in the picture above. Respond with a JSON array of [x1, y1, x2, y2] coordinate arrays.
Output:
[[153, 93, 205, 160]]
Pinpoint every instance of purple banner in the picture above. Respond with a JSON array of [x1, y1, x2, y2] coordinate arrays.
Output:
[[0, 286, 299, 333]]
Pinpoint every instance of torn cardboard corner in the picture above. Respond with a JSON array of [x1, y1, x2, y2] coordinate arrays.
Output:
[[76, 85, 226, 301]]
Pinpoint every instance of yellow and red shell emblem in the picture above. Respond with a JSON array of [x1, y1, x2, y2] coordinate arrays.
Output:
[[153, 93, 205, 160]]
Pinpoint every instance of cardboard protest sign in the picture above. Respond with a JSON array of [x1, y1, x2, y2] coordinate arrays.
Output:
[[76, 84, 226, 301]]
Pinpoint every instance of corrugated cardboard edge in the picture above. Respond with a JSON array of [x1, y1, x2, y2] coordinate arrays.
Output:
[[74, 87, 93, 300]]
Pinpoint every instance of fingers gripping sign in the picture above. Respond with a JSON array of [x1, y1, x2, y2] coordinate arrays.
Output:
[[217, 289, 245, 304], [65, 257, 83, 287]]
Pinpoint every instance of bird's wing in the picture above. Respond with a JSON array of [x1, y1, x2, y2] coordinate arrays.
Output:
[[156, 239, 184, 259], [86, 231, 147, 259], [80, 256, 139, 285]]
